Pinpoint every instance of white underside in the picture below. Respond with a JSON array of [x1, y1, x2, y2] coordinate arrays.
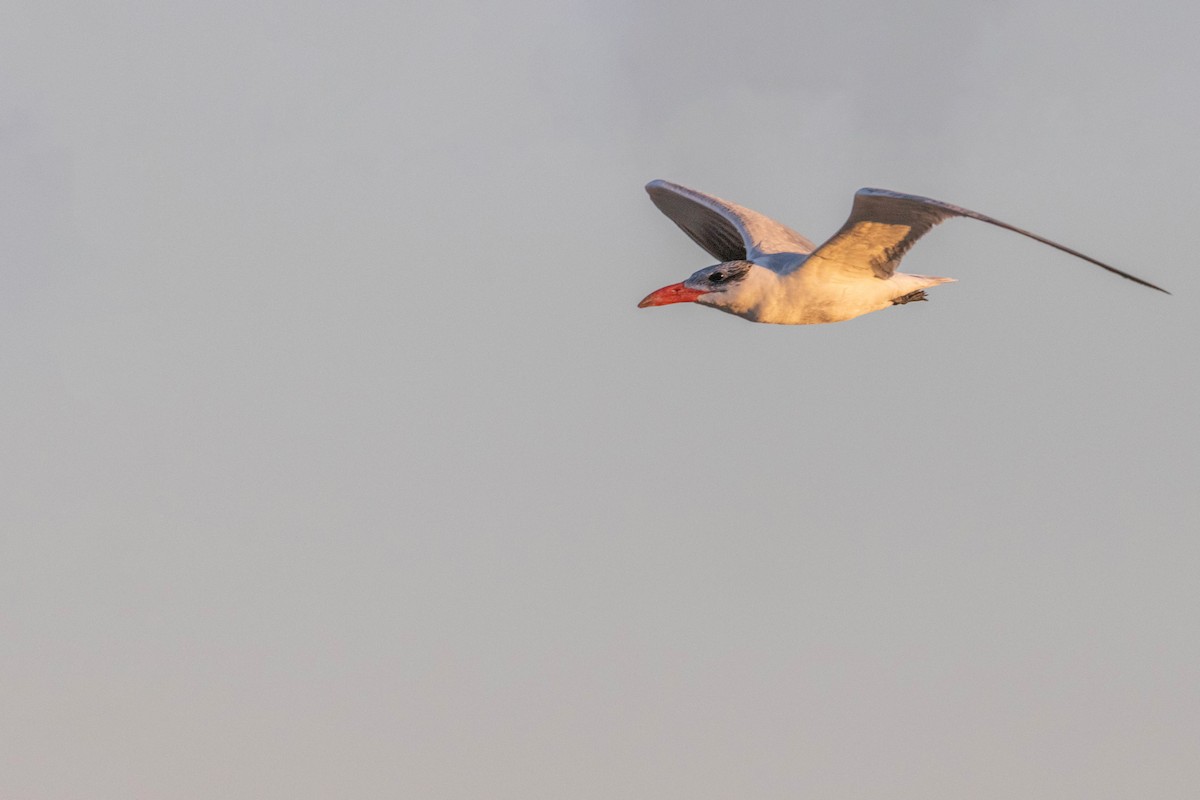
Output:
[[702, 265, 956, 325]]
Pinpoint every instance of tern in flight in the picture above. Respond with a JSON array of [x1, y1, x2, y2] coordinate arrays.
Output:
[[638, 180, 1168, 325]]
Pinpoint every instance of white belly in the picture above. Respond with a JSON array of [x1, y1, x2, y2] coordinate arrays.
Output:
[[745, 271, 955, 325]]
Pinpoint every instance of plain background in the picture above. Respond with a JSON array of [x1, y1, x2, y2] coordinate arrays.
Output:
[[3, 1, 1198, 797]]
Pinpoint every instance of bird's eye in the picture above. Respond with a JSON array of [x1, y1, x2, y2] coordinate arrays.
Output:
[[710, 272, 727, 283]]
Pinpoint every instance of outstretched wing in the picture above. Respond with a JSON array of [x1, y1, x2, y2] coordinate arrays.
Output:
[[800, 188, 1168, 293], [646, 180, 816, 264]]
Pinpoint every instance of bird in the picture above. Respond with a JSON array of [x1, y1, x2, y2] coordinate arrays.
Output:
[[637, 180, 1168, 325]]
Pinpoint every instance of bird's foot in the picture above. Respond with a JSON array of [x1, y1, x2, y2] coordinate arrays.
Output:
[[892, 290, 928, 305]]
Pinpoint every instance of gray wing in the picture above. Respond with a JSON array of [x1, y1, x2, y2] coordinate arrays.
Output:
[[646, 180, 817, 264], [801, 188, 1169, 293]]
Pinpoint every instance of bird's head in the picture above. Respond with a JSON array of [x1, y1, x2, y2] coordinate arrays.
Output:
[[637, 260, 755, 312]]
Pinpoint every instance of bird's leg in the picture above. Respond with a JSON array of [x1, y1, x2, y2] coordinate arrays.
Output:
[[891, 290, 928, 305]]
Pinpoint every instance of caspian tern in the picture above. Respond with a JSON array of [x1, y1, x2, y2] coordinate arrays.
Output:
[[638, 180, 1168, 325]]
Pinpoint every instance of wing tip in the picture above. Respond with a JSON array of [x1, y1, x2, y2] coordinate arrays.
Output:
[[1110, 270, 1170, 294]]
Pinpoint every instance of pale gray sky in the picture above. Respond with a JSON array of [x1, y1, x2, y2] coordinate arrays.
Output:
[[2, 1, 1198, 798]]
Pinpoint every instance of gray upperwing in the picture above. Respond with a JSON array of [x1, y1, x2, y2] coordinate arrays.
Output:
[[646, 180, 817, 266]]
